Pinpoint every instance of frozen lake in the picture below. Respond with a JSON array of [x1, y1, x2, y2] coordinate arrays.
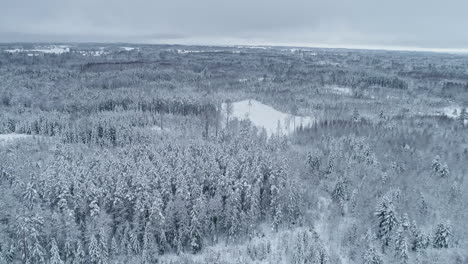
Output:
[[222, 99, 314, 136]]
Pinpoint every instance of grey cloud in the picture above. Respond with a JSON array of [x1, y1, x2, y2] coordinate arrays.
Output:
[[1, 0, 467, 49]]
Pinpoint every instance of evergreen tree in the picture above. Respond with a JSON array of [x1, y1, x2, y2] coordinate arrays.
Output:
[[89, 235, 100, 264], [459, 107, 467, 124], [352, 108, 360, 122], [433, 223, 452, 248], [394, 227, 409, 264], [189, 195, 205, 253], [363, 247, 383, 264], [73, 242, 86, 264], [431, 156, 441, 174], [49, 238, 64, 264], [375, 196, 399, 250], [98, 228, 109, 264], [439, 163, 450, 178], [110, 236, 119, 258]]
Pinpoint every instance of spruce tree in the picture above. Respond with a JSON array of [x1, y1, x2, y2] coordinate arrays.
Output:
[[49, 238, 64, 264], [89, 235, 100, 264], [394, 227, 409, 264], [73, 241, 86, 264], [433, 223, 452, 248], [363, 247, 383, 264], [375, 196, 399, 250], [98, 228, 109, 264]]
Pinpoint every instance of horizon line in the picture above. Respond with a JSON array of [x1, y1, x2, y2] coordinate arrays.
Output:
[[2, 39, 468, 55]]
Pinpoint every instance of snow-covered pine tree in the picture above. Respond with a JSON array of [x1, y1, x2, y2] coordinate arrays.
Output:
[[363, 246, 383, 264], [432, 155, 441, 174], [409, 221, 430, 252], [110, 236, 119, 259], [226, 184, 242, 241], [439, 163, 450, 178], [30, 237, 45, 264], [98, 228, 109, 264], [459, 107, 467, 124], [375, 195, 399, 251], [433, 223, 452, 248], [88, 235, 100, 264], [73, 241, 86, 264], [49, 238, 64, 264], [189, 195, 205, 253], [394, 226, 409, 264]]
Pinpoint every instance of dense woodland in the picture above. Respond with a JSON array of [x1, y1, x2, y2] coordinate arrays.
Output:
[[0, 44, 467, 264]]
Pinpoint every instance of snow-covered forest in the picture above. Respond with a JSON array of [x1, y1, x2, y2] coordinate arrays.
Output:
[[0, 44, 467, 264]]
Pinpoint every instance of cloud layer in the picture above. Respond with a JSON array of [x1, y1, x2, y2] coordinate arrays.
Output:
[[1, 0, 467, 49]]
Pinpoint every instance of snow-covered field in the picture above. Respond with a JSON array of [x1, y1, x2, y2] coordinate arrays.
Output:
[[439, 105, 464, 119], [5, 45, 70, 54], [222, 99, 315, 136], [0, 133, 35, 145], [176, 49, 241, 54], [327, 86, 353, 96]]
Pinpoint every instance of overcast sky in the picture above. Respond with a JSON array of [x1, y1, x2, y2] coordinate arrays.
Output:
[[1, 0, 467, 50]]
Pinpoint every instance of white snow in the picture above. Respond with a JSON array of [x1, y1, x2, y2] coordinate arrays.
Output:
[[327, 86, 353, 95], [77, 50, 107, 56], [4, 45, 69, 54], [0, 133, 34, 145], [4, 48, 23, 53], [176, 49, 203, 54], [440, 105, 463, 119], [222, 99, 315, 136], [121, 47, 135, 51], [150, 126, 168, 133], [432, 105, 467, 124]]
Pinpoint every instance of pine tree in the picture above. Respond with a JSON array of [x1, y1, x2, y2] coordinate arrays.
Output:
[[141, 225, 157, 264], [22, 182, 38, 209], [433, 223, 452, 248], [226, 184, 242, 241], [439, 163, 450, 178], [73, 241, 86, 264], [375, 196, 399, 250], [49, 238, 64, 264], [110, 236, 119, 258], [363, 247, 383, 264], [431, 156, 441, 174], [30, 237, 45, 264], [459, 107, 467, 124], [98, 228, 109, 264], [0, 253, 6, 264], [130, 229, 141, 255], [394, 227, 409, 264], [189, 196, 205, 253], [89, 235, 100, 264], [352, 108, 360, 122]]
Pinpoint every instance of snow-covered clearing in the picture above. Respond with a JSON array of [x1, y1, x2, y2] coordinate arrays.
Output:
[[0, 133, 35, 145], [5, 45, 70, 54], [327, 86, 353, 96], [439, 105, 464, 119], [222, 99, 315, 136]]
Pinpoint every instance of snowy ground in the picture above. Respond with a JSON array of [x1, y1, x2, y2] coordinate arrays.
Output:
[[222, 99, 315, 136], [5, 45, 70, 54], [439, 105, 464, 119], [327, 86, 353, 96], [0, 133, 35, 145]]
